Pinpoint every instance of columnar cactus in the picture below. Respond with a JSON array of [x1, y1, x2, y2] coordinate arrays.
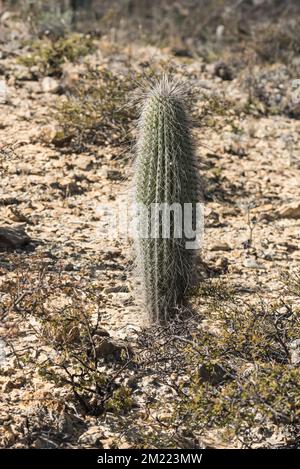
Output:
[[133, 76, 200, 323]]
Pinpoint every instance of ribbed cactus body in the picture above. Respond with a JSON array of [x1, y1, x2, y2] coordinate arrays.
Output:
[[134, 78, 199, 322]]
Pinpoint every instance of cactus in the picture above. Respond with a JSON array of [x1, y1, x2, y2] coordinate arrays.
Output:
[[133, 76, 200, 322]]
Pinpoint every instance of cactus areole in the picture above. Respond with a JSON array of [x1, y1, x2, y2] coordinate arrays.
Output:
[[134, 77, 201, 322]]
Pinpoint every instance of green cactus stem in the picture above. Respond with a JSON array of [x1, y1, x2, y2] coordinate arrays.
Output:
[[133, 76, 201, 322]]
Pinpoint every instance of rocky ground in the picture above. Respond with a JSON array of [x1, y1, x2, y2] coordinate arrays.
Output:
[[0, 11, 300, 449]]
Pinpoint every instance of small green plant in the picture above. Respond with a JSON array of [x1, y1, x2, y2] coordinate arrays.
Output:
[[197, 91, 242, 129], [18, 33, 95, 76], [105, 386, 134, 414], [134, 76, 200, 322]]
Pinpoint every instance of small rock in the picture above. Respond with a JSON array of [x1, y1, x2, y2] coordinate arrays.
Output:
[[1, 379, 15, 393], [0, 338, 7, 365], [95, 338, 129, 362], [210, 243, 231, 252], [243, 257, 266, 269], [2, 376, 26, 392], [0, 79, 8, 104], [289, 339, 300, 365], [76, 156, 93, 171], [214, 61, 233, 81], [39, 125, 64, 144], [224, 135, 247, 157], [0, 11, 12, 24], [216, 24, 225, 40], [41, 77, 61, 94], [13, 65, 33, 82], [106, 170, 123, 181], [278, 202, 300, 219], [0, 226, 31, 250], [9, 207, 33, 225], [78, 426, 104, 447]]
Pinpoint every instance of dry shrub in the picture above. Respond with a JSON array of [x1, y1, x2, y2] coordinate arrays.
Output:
[[53, 68, 135, 151], [132, 277, 300, 448], [253, 20, 300, 66], [0, 256, 134, 416]]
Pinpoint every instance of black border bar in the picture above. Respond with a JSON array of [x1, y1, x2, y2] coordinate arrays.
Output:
[[0, 449, 297, 467]]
